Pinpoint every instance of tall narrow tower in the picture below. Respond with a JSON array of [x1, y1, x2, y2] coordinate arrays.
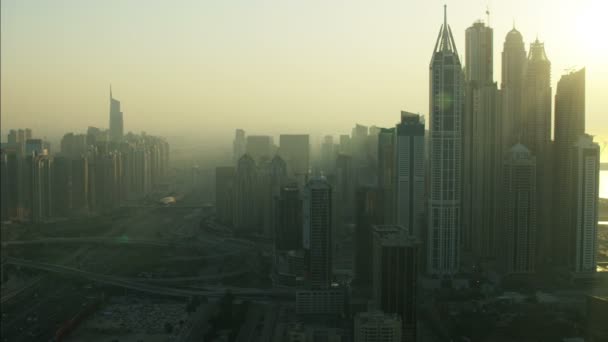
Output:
[[303, 176, 333, 289], [523, 39, 552, 266], [553, 69, 586, 265], [501, 28, 527, 146], [462, 20, 501, 261], [109, 87, 124, 143], [427, 6, 464, 275]]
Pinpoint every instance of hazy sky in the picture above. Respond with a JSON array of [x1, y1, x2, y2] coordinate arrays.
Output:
[[1, 0, 607, 149]]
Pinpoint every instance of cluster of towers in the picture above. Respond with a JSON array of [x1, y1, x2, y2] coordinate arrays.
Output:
[[0, 91, 170, 222], [423, 7, 598, 277]]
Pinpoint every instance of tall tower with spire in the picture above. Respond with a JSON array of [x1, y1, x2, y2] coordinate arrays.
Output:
[[109, 86, 124, 143], [427, 5, 464, 275]]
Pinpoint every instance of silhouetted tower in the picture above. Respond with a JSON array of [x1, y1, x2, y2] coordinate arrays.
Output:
[[501, 27, 527, 146], [553, 69, 586, 266], [109, 87, 124, 143], [303, 176, 332, 289]]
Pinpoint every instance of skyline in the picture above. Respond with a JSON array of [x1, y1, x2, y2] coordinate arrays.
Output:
[[2, 0, 607, 149]]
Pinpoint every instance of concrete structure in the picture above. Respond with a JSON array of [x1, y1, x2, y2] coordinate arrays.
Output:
[[500, 144, 537, 274], [372, 225, 419, 341], [395, 111, 425, 239], [303, 176, 332, 289], [354, 311, 402, 342], [427, 6, 463, 275]]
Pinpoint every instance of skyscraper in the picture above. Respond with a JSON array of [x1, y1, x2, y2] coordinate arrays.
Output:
[[233, 129, 246, 165], [377, 127, 396, 224], [571, 135, 599, 274], [246, 135, 273, 163], [303, 176, 332, 289], [109, 87, 124, 143], [279, 134, 310, 182], [275, 183, 303, 251], [233, 154, 259, 232], [354, 186, 383, 289], [553, 69, 586, 266], [500, 144, 537, 274], [462, 20, 501, 260], [523, 39, 552, 266], [427, 6, 463, 275], [372, 225, 419, 341], [215, 166, 235, 225], [395, 111, 425, 239], [501, 28, 527, 146]]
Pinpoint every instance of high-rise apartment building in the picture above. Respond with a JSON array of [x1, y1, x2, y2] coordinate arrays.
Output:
[[303, 176, 332, 289], [571, 135, 599, 274], [395, 111, 425, 240], [427, 6, 463, 275], [500, 144, 537, 274], [372, 225, 419, 341]]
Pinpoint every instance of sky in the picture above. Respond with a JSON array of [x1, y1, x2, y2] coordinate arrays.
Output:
[[1, 0, 607, 152]]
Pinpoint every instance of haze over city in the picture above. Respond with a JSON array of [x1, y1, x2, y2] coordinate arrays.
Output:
[[1, 1, 608, 342], [2, 0, 608, 149]]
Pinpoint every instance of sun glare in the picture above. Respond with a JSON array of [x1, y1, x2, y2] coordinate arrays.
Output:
[[575, 1, 608, 59]]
